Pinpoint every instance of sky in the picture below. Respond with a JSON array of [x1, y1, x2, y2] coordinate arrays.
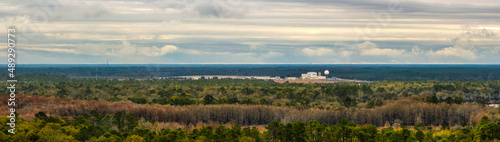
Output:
[[1, 0, 499, 64]]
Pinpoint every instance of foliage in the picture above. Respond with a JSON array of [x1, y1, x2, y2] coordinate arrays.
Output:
[[3, 111, 499, 142], [9, 75, 500, 110]]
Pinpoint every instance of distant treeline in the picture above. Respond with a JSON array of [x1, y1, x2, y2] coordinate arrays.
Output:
[[3, 64, 500, 81]]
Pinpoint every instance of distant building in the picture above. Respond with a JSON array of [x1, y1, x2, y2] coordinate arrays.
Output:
[[489, 100, 499, 108], [255, 76, 271, 80], [489, 104, 499, 108], [286, 77, 298, 80], [189, 77, 201, 80], [307, 72, 317, 77], [271, 76, 282, 80], [301, 74, 308, 79], [302, 72, 323, 79]]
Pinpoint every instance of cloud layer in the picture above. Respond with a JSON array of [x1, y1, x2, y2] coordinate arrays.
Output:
[[0, 0, 499, 64]]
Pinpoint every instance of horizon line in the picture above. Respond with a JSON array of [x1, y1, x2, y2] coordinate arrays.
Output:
[[11, 63, 500, 65]]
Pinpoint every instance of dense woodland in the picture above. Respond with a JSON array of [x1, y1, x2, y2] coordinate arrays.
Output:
[[1, 110, 499, 142], [5, 76, 500, 110], [2, 94, 498, 128], [1, 68, 500, 141]]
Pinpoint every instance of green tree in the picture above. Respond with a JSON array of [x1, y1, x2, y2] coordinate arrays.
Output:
[[375, 100, 383, 106], [453, 97, 464, 104], [266, 121, 284, 141], [124, 135, 144, 142], [56, 87, 69, 98], [336, 118, 356, 142], [366, 100, 375, 108], [37, 123, 78, 142], [415, 130, 424, 142], [424, 95, 439, 104], [203, 95, 215, 105], [291, 121, 307, 142], [113, 112, 138, 131], [475, 117, 500, 140], [355, 125, 377, 142], [445, 97, 453, 104], [455, 128, 473, 141], [306, 120, 327, 142], [129, 97, 148, 104], [238, 136, 256, 142], [341, 96, 357, 108]]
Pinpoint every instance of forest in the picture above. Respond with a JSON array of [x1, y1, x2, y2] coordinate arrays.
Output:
[[5, 75, 499, 110], [1, 110, 499, 142], [1, 71, 500, 141], [2, 94, 498, 128]]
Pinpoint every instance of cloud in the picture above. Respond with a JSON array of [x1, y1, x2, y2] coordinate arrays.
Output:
[[450, 25, 499, 49], [59, 1, 111, 19], [260, 51, 284, 58], [182, 49, 202, 55], [361, 48, 405, 56], [74, 41, 178, 56], [428, 26, 497, 61], [353, 41, 405, 57], [411, 46, 424, 55], [243, 42, 264, 50], [492, 46, 500, 54], [353, 41, 378, 50], [152, 0, 189, 9], [264, 0, 500, 14], [3, 0, 500, 64], [302, 47, 333, 57], [192, 0, 247, 18], [146, 45, 179, 56], [340, 50, 353, 58], [0, 15, 30, 29], [465, 28, 497, 39], [181, 49, 233, 55], [160, 20, 183, 25], [23, 47, 78, 54], [428, 46, 476, 60], [150, 0, 247, 18]]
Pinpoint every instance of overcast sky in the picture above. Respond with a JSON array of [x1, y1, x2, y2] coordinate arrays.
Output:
[[1, 0, 499, 64]]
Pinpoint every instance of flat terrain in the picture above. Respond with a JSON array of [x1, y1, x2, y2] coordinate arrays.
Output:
[[274, 79, 371, 83]]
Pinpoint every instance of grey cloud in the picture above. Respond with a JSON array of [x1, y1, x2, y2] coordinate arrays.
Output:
[[192, 0, 247, 18], [461, 26, 497, 39], [60, 1, 111, 19], [449, 26, 499, 52], [148, 0, 248, 18], [151, 0, 189, 9], [264, 0, 500, 14], [2, 0, 500, 64], [68, 41, 179, 56]]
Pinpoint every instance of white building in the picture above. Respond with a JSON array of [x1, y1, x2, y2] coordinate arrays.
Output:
[[271, 76, 282, 80], [301, 72, 319, 79], [307, 72, 317, 78], [316, 76, 326, 79], [298, 71, 331, 79], [255, 76, 271, 80], [301, 74, 308, 79]]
